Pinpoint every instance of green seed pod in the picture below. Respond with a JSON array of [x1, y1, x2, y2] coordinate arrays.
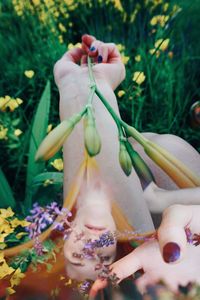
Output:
[[35, 113, 82, 161], [125, 141, 155, 188], [119, 142, 132, 176], [84, 109, 101, 157]]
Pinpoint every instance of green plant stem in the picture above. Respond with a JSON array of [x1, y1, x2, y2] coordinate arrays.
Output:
[[87, 56, 148, 146]]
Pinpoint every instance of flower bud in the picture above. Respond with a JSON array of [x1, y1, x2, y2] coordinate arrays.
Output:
[[35, 113, 82, 161], [125, 141, 155, 188], [144, 141, 200, 188], [119, 142, 132, 176], [84, 110, 101, 157]]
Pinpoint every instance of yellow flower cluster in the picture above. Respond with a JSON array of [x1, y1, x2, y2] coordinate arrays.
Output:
[[150, 15, 169, 27], [68, 42, 82, 50], [0, 207, 30, 248], [0, 95, 23, 112], [149, 38, 170, 57], [116, 44, 130, 65], [0, 252, 25, 294]]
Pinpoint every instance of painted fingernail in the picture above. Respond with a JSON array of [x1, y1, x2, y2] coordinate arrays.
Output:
[[163, 242, 180, 263], [98, 55, 103, 63], [90, 46, 95, 51]]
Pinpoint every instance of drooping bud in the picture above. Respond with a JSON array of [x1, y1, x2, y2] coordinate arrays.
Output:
[[144, 140, 200, 188], [119, 142, 132, 176], [125, 124, 200, 188], [35, 113, 82, 161], [125, 141, 155, 188], [84, 108, 101, 157]]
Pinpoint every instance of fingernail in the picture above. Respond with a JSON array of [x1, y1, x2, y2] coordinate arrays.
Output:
[[163, 242, 180, 263], [90, 46, 95, 51], [98, 55, 103, 63]]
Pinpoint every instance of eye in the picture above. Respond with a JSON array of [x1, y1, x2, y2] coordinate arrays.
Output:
[[101, 256, 111, 262]]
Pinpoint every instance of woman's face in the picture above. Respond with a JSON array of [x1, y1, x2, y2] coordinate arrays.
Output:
[[64, 201, 117, 281]]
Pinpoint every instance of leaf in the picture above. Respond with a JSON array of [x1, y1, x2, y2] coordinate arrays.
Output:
[[24, 81, 51, 211], [0, 166, 16, 208], [32, 172, 63, 187]]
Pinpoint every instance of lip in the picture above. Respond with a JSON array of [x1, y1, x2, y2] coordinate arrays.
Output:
[[85, 224, 106, 232]]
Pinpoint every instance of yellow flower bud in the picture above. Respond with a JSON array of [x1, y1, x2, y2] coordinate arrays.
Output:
[[119, 142, 132, 176], [84, 110, 101, 157], [144, 141, 200, 188], [35, 113, 82, 161]]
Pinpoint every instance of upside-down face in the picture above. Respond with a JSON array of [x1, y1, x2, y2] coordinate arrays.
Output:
[[64, 188, 117, 281]]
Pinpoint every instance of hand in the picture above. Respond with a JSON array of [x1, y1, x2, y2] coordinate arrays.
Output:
[[54, 34, 125, 91], [90, 205, 200, 296]]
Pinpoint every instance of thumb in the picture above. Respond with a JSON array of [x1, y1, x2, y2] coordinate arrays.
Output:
[[157, 204, 193, 263]]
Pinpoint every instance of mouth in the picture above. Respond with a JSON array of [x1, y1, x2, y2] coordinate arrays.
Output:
[[85, 224, 106, 232]]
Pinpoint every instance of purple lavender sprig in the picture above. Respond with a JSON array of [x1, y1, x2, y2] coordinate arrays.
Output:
[[25, 202, 72, 254]]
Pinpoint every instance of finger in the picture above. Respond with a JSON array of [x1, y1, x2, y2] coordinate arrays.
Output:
[[135, 273, 156, 294], [109, 248, 142, 282], [82, 34, 96, 53], [64, 47, 84, 63], [157, 204, 193, 263], [81, 54, 87, 66], [89, 279, 108, 298]]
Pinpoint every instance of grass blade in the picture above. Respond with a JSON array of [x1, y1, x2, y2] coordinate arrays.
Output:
[[0, 167, 16, 208], [24, 81, 51, 210]]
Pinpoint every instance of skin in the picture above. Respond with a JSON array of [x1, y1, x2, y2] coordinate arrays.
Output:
[[9, 35, 200, 299], [54, 34, 154, 233], [64, 187, 117, 281]]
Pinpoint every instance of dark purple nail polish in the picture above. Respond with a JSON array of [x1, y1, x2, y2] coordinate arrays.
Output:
[[98, 55, 103, 63], [163, 242, 180, 263], [90, 46, 95, 51]]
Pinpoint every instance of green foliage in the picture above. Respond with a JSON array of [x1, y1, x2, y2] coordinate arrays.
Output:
[[25, 81, 51, 210], [0, 167, 16, 208]]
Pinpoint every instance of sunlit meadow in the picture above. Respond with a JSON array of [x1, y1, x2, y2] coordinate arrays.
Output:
[[0, 0, 200, 298]]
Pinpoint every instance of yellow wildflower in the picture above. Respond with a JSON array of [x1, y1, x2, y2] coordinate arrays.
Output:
[[118, 90, 125, 98], [0, 207, 14, 218], [6, 287, 16, 295], [0, 262, 15, 280], [0, 233, 9, 243], [135, 55, 141, 62], [68, 42, 81, 50], [10, 268, 25, 287], [154, 38, 170, 51], [58, 23, 66, 32], [0, 125, 8, 140], [58, 35, 64, 44], [32, 0, 40, 5], [116, 44, 125, 53], [0, 252, 5, 263], [14, 129, 23, 137], [132, 72, 146, 85], [51, 158, 64, 171], [113, 0, 123, 12], [10, 218, 30, 228], [121, 55, 130, 65], [0, 243, 7, 249], [0, 220, 14, 235], [149, 48, 160, 58], [163, 3, 169, 12], [150, 15, 169, 27], [0, 96, 23, 112], [24, 70, 35, 78]]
